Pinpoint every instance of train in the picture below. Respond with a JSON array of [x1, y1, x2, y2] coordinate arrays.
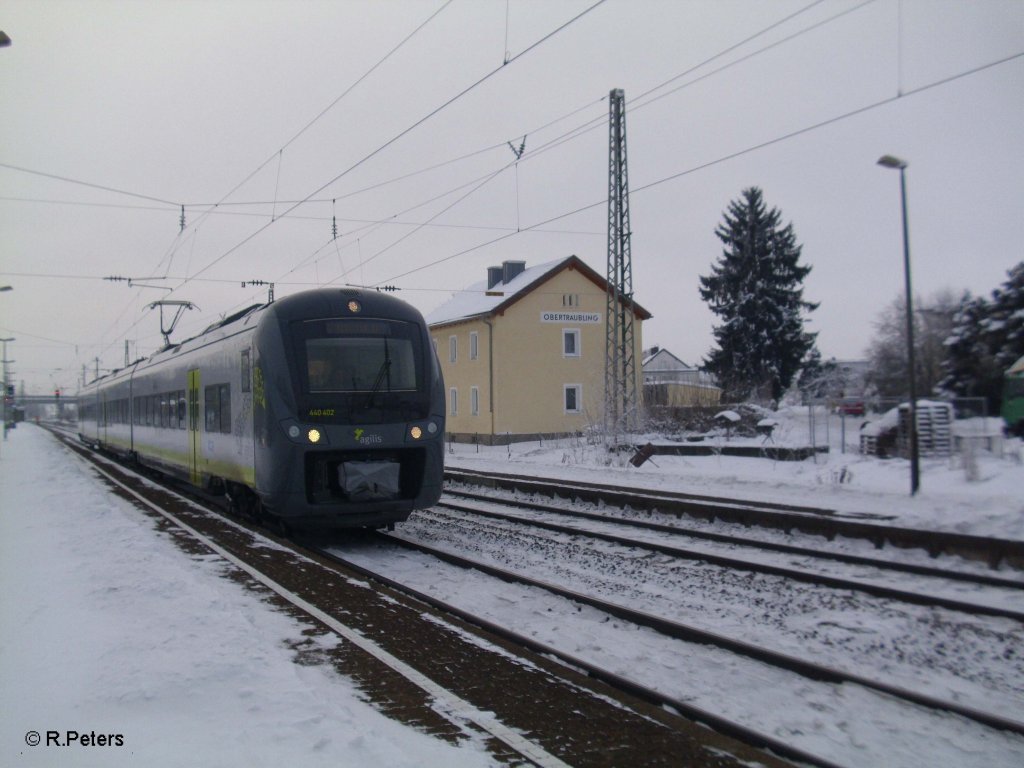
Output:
[[1003, 355, 1024, 437], [78, 288, 445, 529]]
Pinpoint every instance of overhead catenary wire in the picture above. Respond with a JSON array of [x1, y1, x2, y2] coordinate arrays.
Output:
[[12, 2, 1016, 375], [0, 162, 181, 208], [183, 0, 839, 218], [201, 0, 869, 291], [173, 0, 610, 292], [376, 48, 1024, 288], [138, 0, 880, 344], [147, 0, 456, 283], [94, 13, 1022, 337], [54, 0, 461, 367], [0, 0, 841, 233]]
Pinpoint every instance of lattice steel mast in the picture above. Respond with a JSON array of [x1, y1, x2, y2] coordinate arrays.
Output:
[[604, 88, 638, 441]]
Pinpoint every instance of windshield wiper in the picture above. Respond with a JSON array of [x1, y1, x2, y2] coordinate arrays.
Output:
[[365, 338, 391, 407]]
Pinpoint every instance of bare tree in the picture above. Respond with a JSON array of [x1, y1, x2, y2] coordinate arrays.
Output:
[[864, 290, 959, 398]]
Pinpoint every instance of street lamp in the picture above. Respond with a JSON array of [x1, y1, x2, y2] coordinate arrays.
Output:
[[877, 154, 920, 495]]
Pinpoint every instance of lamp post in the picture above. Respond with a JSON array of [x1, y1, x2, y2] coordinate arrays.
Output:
[[877, 154, 920, 495]]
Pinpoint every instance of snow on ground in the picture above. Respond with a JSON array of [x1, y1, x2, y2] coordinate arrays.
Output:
[[445, 407, 1024, 541], [0, 425, 492, 768], [2, 410, 1022, 768]]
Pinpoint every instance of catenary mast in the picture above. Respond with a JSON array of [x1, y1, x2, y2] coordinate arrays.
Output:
[[604, 88, 637, 443]]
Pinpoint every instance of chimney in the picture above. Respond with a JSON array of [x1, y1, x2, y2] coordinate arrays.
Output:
[[487, 266, 503, 290], [502, 260, 526, 283]]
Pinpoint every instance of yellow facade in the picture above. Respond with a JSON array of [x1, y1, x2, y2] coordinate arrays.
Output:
[[430, 258, 647, 442]]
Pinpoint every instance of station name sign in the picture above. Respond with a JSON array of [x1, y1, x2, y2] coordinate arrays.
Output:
[[540, 311, 601, 324]]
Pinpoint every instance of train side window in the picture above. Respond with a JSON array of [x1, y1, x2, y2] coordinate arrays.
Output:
[[241, 350, 251, 393], [177, 392, 187, 429], [204, 384, 232, 433], [205, 385, 219, 432], [218, 384, 231, 433]]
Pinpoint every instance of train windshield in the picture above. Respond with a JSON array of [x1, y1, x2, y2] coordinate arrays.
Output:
[[293, 318, 428, 423]]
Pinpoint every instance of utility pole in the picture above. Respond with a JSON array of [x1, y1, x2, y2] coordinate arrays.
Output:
[[604, 88, 638, 445]]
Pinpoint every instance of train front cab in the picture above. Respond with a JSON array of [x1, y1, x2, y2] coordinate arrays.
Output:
[[252, 290, 444, 528]]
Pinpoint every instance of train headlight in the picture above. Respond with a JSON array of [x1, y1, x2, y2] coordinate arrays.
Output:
[[288, 425, 301, 439], [410, 426, 423, 440], [347, 300, 361, 313], [307, 428, 322, 444]]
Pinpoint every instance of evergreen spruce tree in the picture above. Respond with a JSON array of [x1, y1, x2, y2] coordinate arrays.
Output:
[[988, 261, 1024, 373], [699, 187, 818, 403], [938, 294, 1001, 408], [939, 261, 1024, 413]]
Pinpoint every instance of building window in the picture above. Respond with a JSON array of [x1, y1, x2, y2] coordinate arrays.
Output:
[[470, 386, 479, 416], [450, 387, 458, 416], [562, 294, 579, 307], [449, 336, 457, 363], [469, 331, 478, 360], [563, 329, 580, 357], [564, 384, 582, 414]]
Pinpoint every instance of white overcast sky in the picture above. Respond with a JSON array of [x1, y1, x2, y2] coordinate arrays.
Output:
[[1, 0, 1022, 394]]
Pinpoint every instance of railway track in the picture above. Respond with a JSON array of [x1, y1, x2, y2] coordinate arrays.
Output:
[[46, 426, 1024, 766], [327, 521, 1024, 768], [445, 467, 1024, 569], [439, 490, 1024, 622], [46, 427, 799, 768], [341, 521, 1024, 735]]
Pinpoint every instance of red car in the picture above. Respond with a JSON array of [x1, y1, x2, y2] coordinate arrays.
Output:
[[838, 399, 865, 416]]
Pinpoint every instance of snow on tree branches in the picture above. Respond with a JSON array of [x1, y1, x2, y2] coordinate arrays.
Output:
[[699, 187, 818, 404]]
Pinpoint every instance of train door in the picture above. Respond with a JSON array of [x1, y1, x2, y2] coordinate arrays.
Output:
[[188, 368, 201, 485], [100, 392, 108, 444]]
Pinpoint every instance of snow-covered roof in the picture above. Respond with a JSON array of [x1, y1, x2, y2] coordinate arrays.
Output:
[[642, 347, 694, 371], [425, 259, 565, 327], [426, 255, 652, 328]]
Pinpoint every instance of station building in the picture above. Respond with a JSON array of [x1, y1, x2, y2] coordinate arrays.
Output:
[[426, 255, 651, 444]]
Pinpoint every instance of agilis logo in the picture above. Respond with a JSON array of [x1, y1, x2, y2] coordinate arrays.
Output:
[[353, 427, 383, 445]]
